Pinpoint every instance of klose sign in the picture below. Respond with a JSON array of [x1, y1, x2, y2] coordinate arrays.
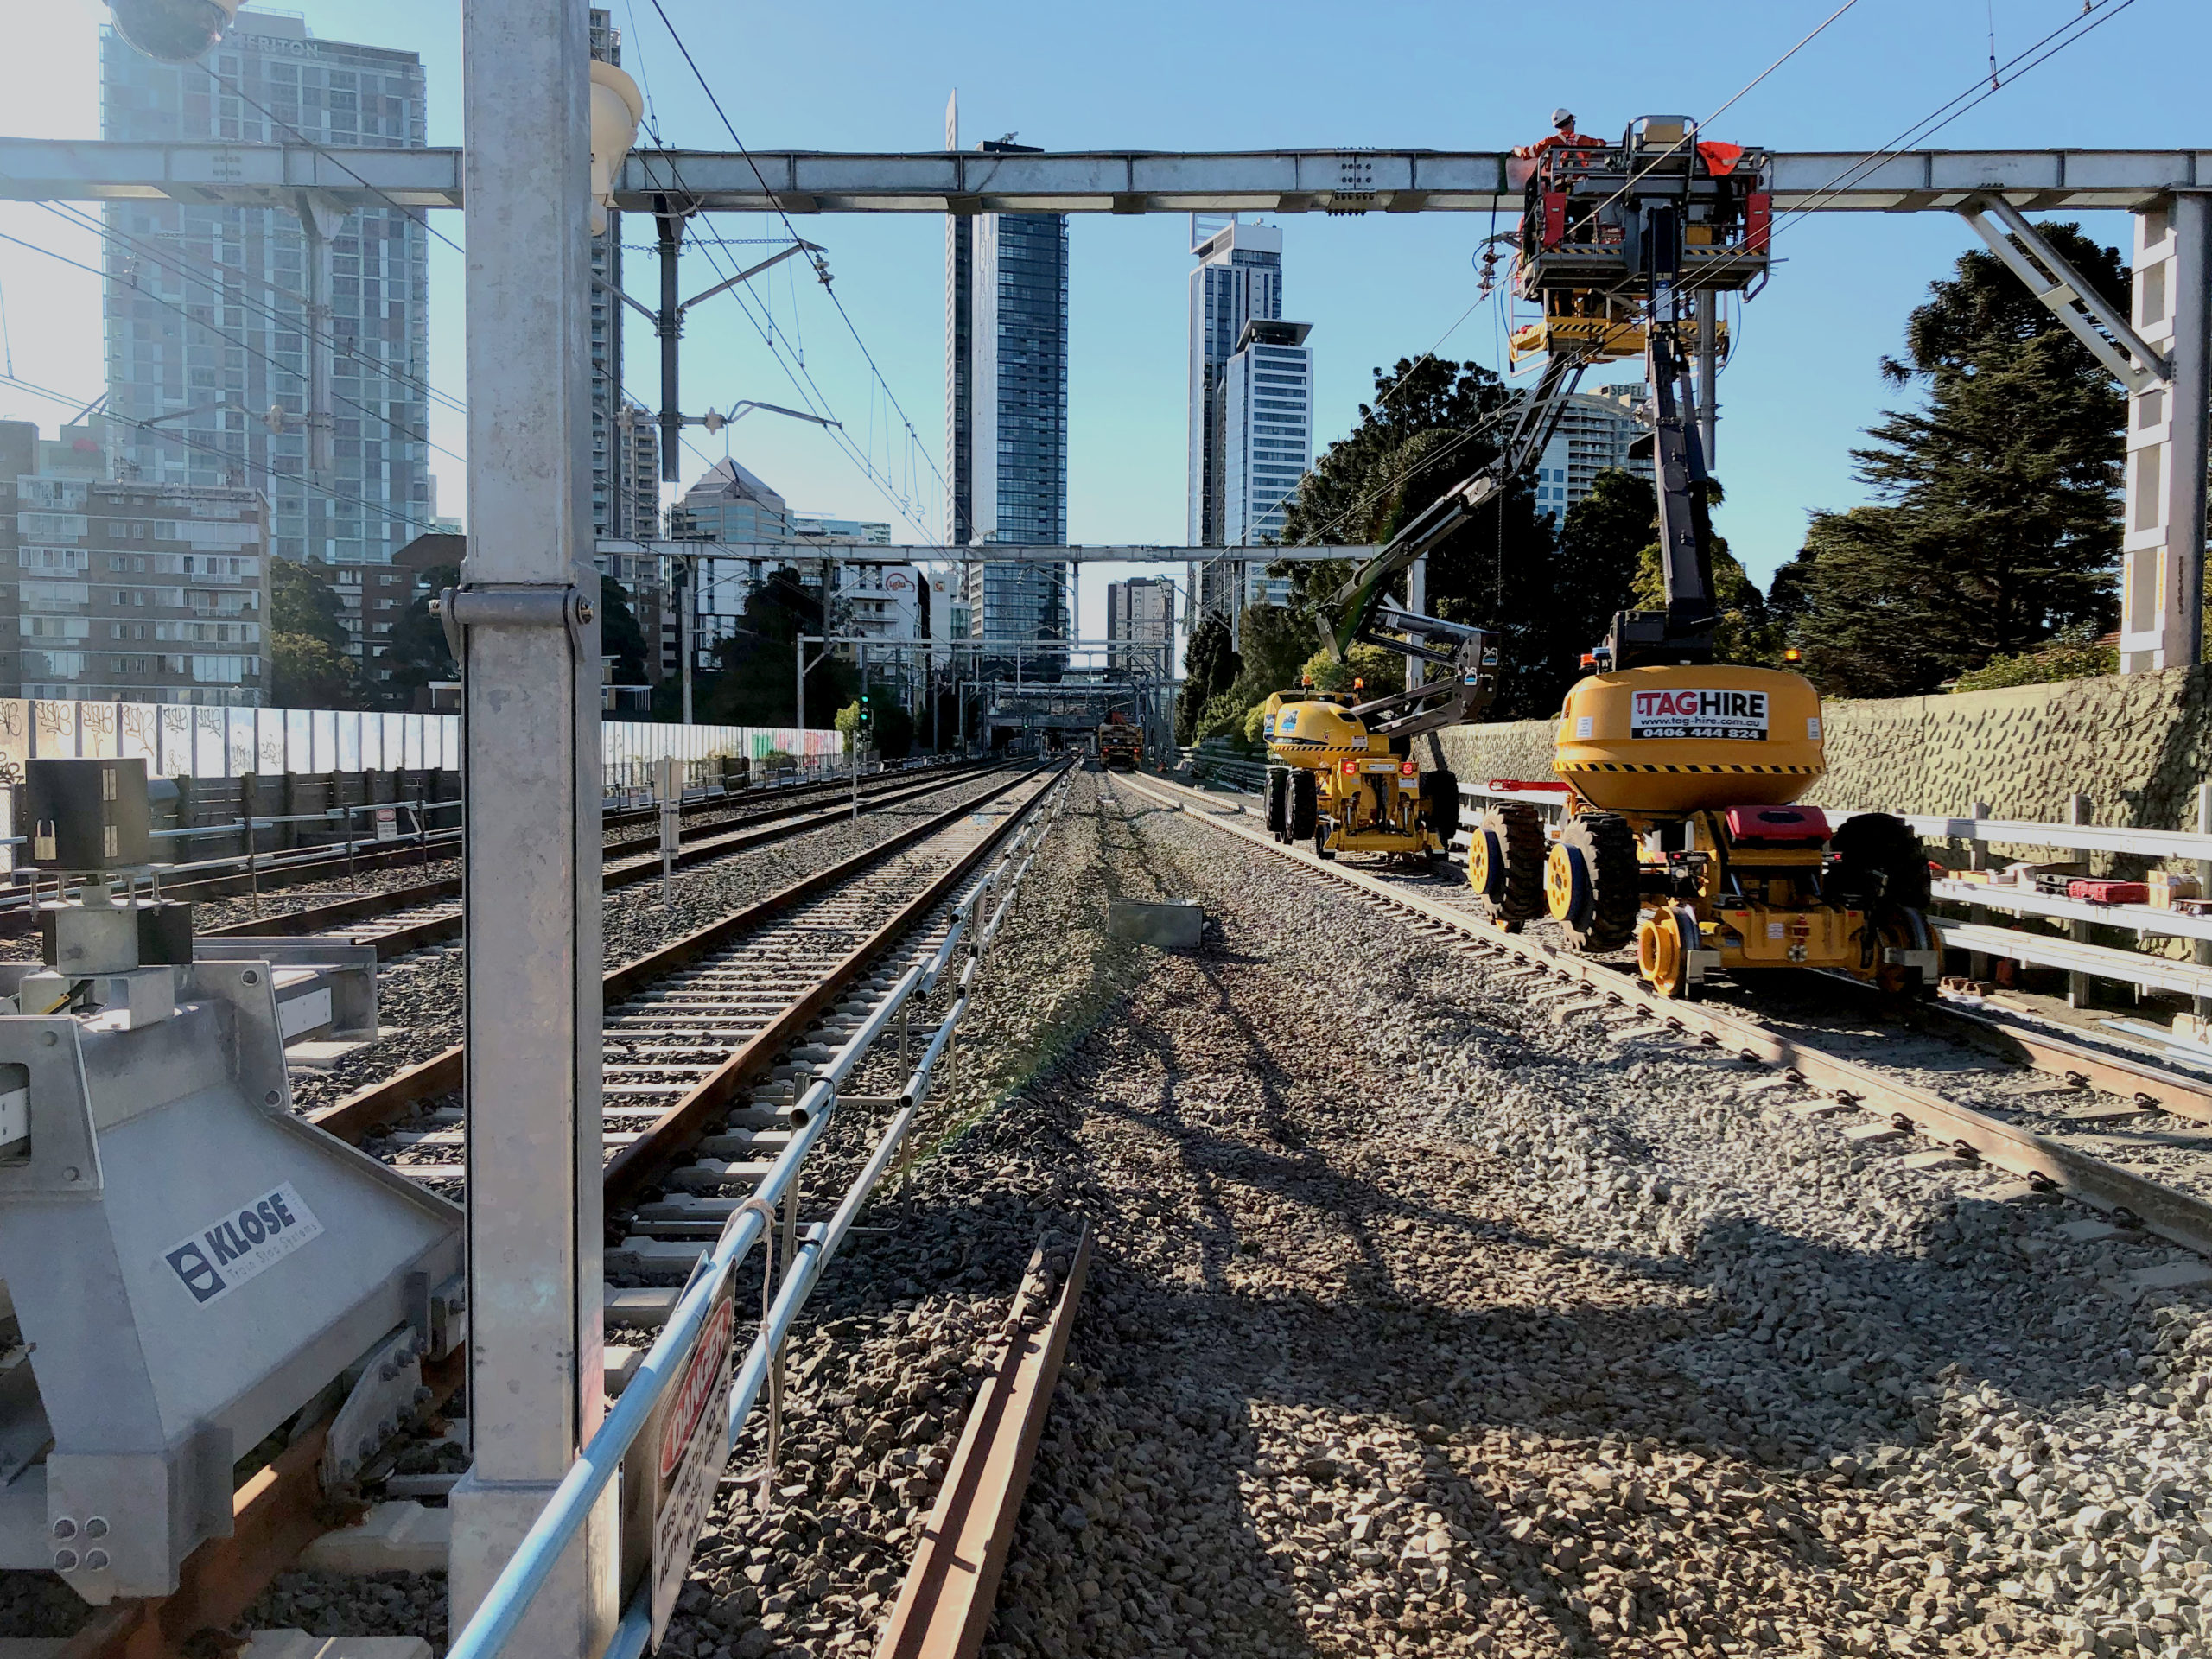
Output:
[[162, 1182, 325, 1308], [1628, 688, 1769, 741]]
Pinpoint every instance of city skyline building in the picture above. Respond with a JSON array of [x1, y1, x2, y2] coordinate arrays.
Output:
[[1529, 383, 1653, 521], [99, 9, 431, 567], [1106, 575, 1174, 674], [943, 95, 1071, 664], [3, 418, 270, 705], [1187, 219, 1311, 634], [587, 10, 664, 543]]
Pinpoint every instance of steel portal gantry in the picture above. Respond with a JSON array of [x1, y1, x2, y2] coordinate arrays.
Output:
[[8, 135, 2203, 668], [7, 139, 2210, 213], [10, 134, 2203, 667]]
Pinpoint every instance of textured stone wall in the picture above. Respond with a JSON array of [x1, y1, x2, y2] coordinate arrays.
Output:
[[1422, 667, 2212, 838]]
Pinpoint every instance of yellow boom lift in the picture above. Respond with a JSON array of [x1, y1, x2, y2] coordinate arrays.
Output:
[[1294, 117, 1939, 998]]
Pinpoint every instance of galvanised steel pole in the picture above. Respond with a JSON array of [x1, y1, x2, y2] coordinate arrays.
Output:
[[446, 1, 616, 1651]]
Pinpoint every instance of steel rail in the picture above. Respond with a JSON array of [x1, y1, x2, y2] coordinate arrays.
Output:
[[58, 1349, 465, 1659], [603, 770, 1055, 1205], [1122, 774, 2212, 1260], [201, 762, 1003, 950], [73, 772, 1066, 1659], [449, 769, 1072, 1659], [875, 1228, 1092, 1659], [309, 767, 1045, 1146]]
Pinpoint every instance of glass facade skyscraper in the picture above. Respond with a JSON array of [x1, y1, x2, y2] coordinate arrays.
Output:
[[100, 11, 431, 566], [1188, 219, 1312, 633], [943, 102, 1070, 664]]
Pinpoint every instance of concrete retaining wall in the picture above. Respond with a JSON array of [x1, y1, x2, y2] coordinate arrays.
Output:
[[1423, 666, 2212, 840]]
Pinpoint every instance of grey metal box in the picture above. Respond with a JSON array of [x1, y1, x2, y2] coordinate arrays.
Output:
[[1107, 899, 1204, 950], [25, 760, 151, 872]]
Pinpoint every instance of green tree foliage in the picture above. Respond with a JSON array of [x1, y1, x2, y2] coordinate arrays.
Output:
[[598, 575, 650, 689], [270, 558, 352, 654], [835, 695, 916, 760], [1232, 604, 1313, 701], [1948, 631, 2117, 692], [269, 631, 359, 709], [702, 563, 854, 729], [266, 557, 364, 708], [1187, 605, 1322, 748], [1274, 357, 1625, 720], [1176, 614, 1239, 745], [381, 562, 460, 709], [1298, 642, 1407, 695], [1771, 222, 2126, 696]]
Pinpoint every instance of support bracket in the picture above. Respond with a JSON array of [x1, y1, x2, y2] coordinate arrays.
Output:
[[1961, 194, 2171, 391]]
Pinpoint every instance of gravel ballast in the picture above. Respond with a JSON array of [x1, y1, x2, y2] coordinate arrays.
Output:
[[660, 773, 2212, 1659], [13, 768, 2211, 1658]]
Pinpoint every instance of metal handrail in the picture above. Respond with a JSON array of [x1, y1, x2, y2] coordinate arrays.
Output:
[[447, 771, 1071, 1659]]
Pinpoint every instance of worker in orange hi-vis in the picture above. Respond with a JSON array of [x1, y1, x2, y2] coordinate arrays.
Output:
[[1514, 109, 1606, 162]]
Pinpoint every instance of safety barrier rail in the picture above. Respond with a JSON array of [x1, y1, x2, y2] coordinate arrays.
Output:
[[1178, 743, 1266, 791], [446, 770, 1074, 1659]]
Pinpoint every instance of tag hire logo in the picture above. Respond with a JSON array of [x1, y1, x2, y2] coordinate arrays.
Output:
[[162, 1182, 325, 1308]]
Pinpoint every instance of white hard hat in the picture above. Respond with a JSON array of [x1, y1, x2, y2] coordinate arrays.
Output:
[[1551, 108, 1575, 128]]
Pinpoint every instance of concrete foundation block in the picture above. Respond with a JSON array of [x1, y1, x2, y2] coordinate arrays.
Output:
[[1108, 899, 1204, 950], [245, 1635, 435, 1659], [296, 1500, 452, 1575]]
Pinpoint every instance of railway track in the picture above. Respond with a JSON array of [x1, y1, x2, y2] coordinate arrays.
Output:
[[60, 761, 1071, 1659], [1124, 772, 2212, 1271], [0, 757, 978, 934], [196, 759, 1006, 956]]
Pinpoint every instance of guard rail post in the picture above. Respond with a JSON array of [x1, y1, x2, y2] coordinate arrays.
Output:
[[2069, 794, 2094, 1008], [2195, 782, 2210, 1026], [1967, 801, 1991, 983]]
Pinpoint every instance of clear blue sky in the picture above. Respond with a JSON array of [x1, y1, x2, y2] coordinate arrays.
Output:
[[0, 0, 2190, 652]]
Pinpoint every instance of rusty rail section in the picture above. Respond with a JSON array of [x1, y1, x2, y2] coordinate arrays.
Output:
[[311, 767, 1041, 1146], [1124, 774, 2212, 1262], [876, 1228, 1091, 1659], [55, 1350, 464, 1659], [201, 762, 1001, 947]]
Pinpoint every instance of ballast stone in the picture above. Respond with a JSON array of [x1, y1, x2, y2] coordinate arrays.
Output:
[[1107, 899, 1204, 950]]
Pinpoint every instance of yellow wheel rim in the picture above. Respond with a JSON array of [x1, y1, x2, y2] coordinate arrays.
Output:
[[1545, 842, 1586, 923], [1470, 831, 1494, 896]]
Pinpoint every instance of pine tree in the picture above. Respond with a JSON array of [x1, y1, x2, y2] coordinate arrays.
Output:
[[1773, 222, 2126, 696]]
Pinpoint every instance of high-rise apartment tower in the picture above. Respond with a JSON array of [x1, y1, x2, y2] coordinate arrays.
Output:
[[1187, 218, 1312, 632], [943, 96, 1070, 661], [100, 10, 430, 566]]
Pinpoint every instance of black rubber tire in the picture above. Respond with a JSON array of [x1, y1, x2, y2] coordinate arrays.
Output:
[[1828, 811, 1933, 910], [1558, 812, 1640, 954], [1484, 804, 1548, 924], [1419, 767, 1461, 845], [1264, 766, 1289, 839], [1287, 770, 1319, 842]]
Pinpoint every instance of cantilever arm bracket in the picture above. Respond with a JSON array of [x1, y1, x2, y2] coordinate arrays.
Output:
[[1961, 195, 2171, 391]]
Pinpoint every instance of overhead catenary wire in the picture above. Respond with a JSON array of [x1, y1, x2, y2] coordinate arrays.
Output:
[[0, 367, 443, 539], [37, 197, 468, 421], [1231, 0, 1869, 584], [194, 58, 470, 263], [1764, 0, 2142, 241], [0, 225, 467, 467], [643, 143, 939, 538], [642, 0, 945, 497]]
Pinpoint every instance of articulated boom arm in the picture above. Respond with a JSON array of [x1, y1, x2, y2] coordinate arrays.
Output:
[[1318, 347, 1592, 662], [1343, 609, 1500, 739], [1595, 288, 1721, 668]]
